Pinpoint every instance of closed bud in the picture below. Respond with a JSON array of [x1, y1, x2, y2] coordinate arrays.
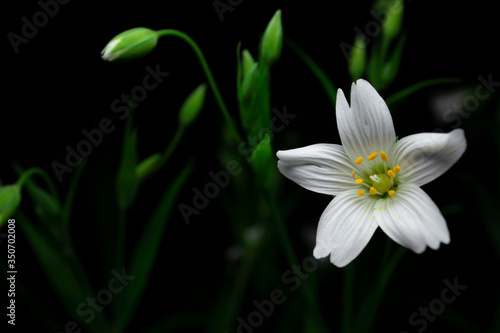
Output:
[[383, 0, 403, 42], [178, 84, 207, 126], [0, 185, 21, 228], [242, 49, 256, 78], [136, 153, 162, 182], [259, 10, 283, 66], [349, 35, 366, 81], [101, 27, 158, 62]]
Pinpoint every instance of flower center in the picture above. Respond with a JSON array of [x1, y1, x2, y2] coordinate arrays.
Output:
[[351, 151, 401, 198]]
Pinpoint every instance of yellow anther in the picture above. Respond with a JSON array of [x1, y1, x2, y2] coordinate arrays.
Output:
[[393, 165, 401, 173], [387, 170, 396, 179], [355, 178, 363, 185], [352, 170, 356, 179], [369, 187, 377, 195], [355, 157, 363, 164], [388, 190, 395, 197], [368, 152, 378, 161], [380, 151, 388, 162], [357, 190, 365, 197]]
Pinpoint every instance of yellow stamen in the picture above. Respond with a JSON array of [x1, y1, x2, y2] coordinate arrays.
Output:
[[380, 151, 388, 162], [352, 170, 356, 179], [357, 190, 365, 197], [355, 157, 363, 164], [388, 190, 395, 197], [355, 179, 363, 185], [369, 187, 377, 195], [368, 152, 378, 161], [387, 170, 396, 179], [393, 165, 401, 173]]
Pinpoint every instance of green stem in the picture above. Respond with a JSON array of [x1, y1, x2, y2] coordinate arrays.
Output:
[[157, 125, 186, 170], [285, 37, 337, 107], [357, 245, 406, 333], [385, 77, 462, 107], [156, 29, 243, 143], [266, 192, 328, 333], [341, 262, 355, 333], [16, 167, 60, 204]]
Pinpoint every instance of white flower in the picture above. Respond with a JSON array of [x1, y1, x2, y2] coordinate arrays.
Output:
[[276, 79, 466, 267]]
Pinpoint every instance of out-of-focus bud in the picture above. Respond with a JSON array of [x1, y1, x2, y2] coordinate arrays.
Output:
[[349, 35, 366, 81], [259, 10, 283, 66], [101, 27, 158, 62], [178, 84, 207, 126], [136, 153, 162, 183], [0, 185, 21, 228], [383, 0, 403, 42]]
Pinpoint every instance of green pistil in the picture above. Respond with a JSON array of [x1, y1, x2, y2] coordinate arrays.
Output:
[[371, 173, 392, 194]]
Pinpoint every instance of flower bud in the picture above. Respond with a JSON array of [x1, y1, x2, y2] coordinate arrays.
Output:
[[0, 185, 21, 228], [101, 27, 158, 62], [241, 49, 256, 78], [259, 10, 283, 66], [136, 153, 162, 182], [178, 84, 207, 126], [349, 35, 366, 81], [383, 0, 403, 42]]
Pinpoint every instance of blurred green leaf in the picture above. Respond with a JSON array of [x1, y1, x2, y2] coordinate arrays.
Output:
[[136, 153, 162, 183], [285, 37, 336, 107], [250, 133, 274, 186], [380, 32, 406, 89], [385, 77, 462, 107], [116, 129, 139, 211], [114, 160, 195, 332], [0, 185, 21, 228], [17, 212, 110, 332]]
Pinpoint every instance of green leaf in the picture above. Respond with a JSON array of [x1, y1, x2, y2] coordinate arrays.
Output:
[[116, 128, 139, 211], [250, 133, 274, 185], [380, 32, 407, 89], [114, 160, 195, 332], [285, 37, 336, 107], [0, 185, 21, 228], [17, 212, 110, 332], [385, 77, 462, 107]]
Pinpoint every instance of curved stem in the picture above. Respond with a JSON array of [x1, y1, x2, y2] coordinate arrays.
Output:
[[156, 29, 243, 143], [16, 167, 60, 204]]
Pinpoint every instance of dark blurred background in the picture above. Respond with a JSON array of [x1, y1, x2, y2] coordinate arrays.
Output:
[[2, 0, 499, 332]]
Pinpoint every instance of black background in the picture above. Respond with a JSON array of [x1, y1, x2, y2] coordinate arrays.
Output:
[[2, 0, 499, 332]]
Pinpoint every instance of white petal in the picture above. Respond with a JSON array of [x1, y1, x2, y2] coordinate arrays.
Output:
[[336, 79, 396, 162], [373, 184, 450, 253], [277, 144, 356, 195], [389, 129, 466, 186], [313, 189, 378, 267]]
